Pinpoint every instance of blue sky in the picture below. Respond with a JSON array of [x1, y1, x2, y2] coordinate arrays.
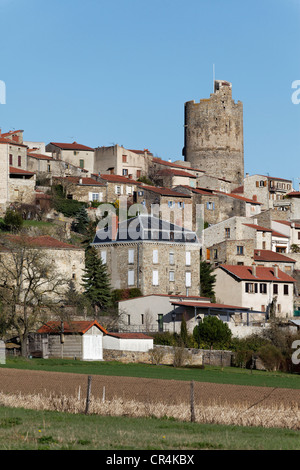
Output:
[[0, 0, 299, 184]]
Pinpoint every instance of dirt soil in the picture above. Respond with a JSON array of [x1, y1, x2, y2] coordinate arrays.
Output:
[[0, 368, 300, 408]]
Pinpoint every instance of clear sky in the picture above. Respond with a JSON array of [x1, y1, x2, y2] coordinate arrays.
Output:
[[0, 0, 299, 184]]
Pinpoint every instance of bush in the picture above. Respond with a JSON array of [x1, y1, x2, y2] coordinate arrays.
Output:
[[193, 316, 232, 350], [257, 344, 284, 371], [3, 209, 23, 232], [149, 347, 165, 365]]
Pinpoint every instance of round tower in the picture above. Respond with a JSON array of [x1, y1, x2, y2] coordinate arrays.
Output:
[[182, 80, 244, 185]]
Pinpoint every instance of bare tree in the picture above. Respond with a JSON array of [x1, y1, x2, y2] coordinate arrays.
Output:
[[0, 238, 69, 356]]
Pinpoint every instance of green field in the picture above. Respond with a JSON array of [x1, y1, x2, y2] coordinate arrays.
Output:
[[0, 406, 299, 450], [1, 358, 300, 450], [2, 357, 300, 389]]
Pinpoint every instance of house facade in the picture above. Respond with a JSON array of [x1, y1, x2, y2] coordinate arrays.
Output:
[[92, 214, 201, 297], [214, 264, 295, 318], [46, 142, 95, 175]]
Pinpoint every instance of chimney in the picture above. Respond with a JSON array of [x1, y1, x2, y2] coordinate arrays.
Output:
[[274, 264, 279, 278], [252, 262, 257, 277], [111, 214, 118, 241]]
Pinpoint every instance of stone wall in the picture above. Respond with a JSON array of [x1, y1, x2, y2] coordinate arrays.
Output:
[[103, 345, 233, 367]]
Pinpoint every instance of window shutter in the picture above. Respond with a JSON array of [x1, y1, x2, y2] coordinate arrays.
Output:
[[153, 249, 158, 264], [101, 251, 107, 264], [256, 181, 259, 187], [152, 270, 159, 286], [186, 251, 191, 266], [128, 249, 134, 264], [185, 272, 191, 287], [128, 270, 134, 286]]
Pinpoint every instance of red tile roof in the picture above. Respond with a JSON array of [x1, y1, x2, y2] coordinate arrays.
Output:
[[106, 332, 153, 339], [9, 166, 35, 175], [127, 149, 153, 156], [0, 137, 27, 148], [215, 191, 262, 205], [254, 249, 295, 263], [37, 320, 107, 335], [27, 151, 54, 161], [50, 142, 94, 151], [54, 176, 105, 186], [1, 235, 81, 250], [243, 223, 272, 232], [176, 185, 215, 195], [140, 185, 192, 198], [219, 264, 295, 282], [157, 169, 197, 178], [152, 157, 205, 173], [274, 220, 300, 229], [98, 174, 139, 184]]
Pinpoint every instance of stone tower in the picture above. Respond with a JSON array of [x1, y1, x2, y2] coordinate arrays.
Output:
[[182, 80, 244, 185]]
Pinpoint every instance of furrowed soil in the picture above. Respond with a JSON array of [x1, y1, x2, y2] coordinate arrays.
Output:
[[0, 368, 299, 407]]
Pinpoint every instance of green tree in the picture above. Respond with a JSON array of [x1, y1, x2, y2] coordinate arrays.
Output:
[[72, 206, 90, 234], [180, 317, 188, 347], [3, 209, 23, 233], [200, 260, 216, 301], [193, 315, 232, 349], [81, 247, 112, 313]]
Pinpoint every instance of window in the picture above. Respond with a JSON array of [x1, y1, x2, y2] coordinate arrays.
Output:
[[298, 232, 300, 240], [169, 271, 175, 282], [128, 270, 134, 286], [178, 201, 185, 209], [141, 314, 144, 325], [186, 251, 191, 266], [89, 192, 102, 202], [126, 185, 132, 195], [206, 201, 215, 210], [100, 250, 107, 264], [158, 314, 163, 332], [79, 159, 84, 169], [47, 164, 51, 173], [9, 154, 12, 165], [18, 155, 21, 167], [168, 201, 174, 208], [213, 249, 218, 260], [169, 252, 174, 265], [115, 185, 122, 195], [128, 249, 134, 264], [185, 272, 191, 287], [136, 170, 141, 178], [123, 169, 128, 176], [225, 228, 230, 238], [127, 315, 131, 326], [237, 246, 244, 255], [260, 283, 267, 294], [153, 249, 158, 264], [273, 284, 278, 295], [245, 283, 258, 293], [284, 284, 289, 295], [152, 270, 159, 286], [122, 155, 127, 163]]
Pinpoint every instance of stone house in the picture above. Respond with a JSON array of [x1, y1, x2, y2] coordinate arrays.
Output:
[[195, 174, 233, 193], [95, 174, 140, 203], [9, 167, 36, 205], [243, 174, 293, 211], [154, 168, 197, 188], [92, 214, 201, 297], [253, 249, 296, 274], [271, 220, 300, 251], [214, 264, 295, 318], [52, 176, 106, 204], [135, 185, 193, 228], [94, 145, 152, 180], [46, 141, 95, 175], [27, 150, 88, 181], [0, 234, 85, 294]]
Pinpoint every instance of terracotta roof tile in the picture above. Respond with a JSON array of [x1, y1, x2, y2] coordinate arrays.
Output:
[[50, 142, 94, 151], [37, 320, 107, 335], [254, 249, 295, 263], [219, 264, 295, 282]]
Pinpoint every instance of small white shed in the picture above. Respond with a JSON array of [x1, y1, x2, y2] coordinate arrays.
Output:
[[103, 332, 154, 352], [37, 320, 108, 361]]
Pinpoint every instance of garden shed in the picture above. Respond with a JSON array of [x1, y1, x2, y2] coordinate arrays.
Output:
[[103, 332, 154, 352], [36, 320, 108, 361]]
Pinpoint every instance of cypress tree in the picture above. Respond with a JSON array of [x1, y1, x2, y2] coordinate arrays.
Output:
[[200, 259, 216, 301]]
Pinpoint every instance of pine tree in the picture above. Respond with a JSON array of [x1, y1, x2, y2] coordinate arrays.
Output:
[[72, 206, 89, 234], [200, 259, 216, 301], [81, 247, 112, 313]]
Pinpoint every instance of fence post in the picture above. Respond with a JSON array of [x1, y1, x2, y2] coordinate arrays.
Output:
[[85, 375, 92, 415], [190, 380, 195, 422]]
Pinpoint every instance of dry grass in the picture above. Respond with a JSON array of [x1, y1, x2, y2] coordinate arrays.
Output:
[[0, 391, 299, 430]]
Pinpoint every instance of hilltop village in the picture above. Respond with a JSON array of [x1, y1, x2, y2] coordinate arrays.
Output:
[[1, 79, 300, 358]]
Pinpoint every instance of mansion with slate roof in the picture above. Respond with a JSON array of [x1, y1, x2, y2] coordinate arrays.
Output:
[[92, 215, 201, 297]]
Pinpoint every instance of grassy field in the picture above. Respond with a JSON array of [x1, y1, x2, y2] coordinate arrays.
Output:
[[0, 406, 299, 450], [2, 356, 300, 389]]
